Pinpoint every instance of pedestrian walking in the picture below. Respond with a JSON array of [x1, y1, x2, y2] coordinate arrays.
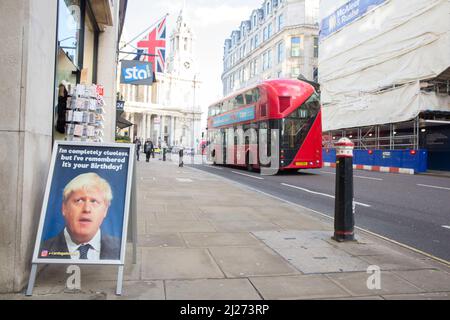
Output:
[[134, 137, 141, 161], [144, 139, 152, 162], [179, 148, 184, 167], [150, 140, 155, 158]]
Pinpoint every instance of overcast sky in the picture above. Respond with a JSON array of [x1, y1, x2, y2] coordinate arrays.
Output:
[[122, 0, 263, 115]]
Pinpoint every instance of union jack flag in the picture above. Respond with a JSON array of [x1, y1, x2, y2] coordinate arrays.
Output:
[[137, 16, 167, 73]]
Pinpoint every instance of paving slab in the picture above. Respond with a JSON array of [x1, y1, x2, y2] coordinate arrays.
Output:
[[253, 231, 370, 273], [197, 210, 270, 222], [249, 275, 350, 300], [166, 203, 203, 211], [101, 280, 165, 300], [141, 248, 224, 280], [326, 240, 400, 257], [392, 269, 450, 292], [359, 252, 436, 271], [199, 206, 260, 215], [273, 247, 370, 274], [328, 295, 385, 300], [139, 202, 166, 212], [4, 291, 107, 300], [34, 280, 165, 300], [182, 232, 262, 248], [382, 292, 450, 300], [165, 279, 262, 300], [325, 271, 422, 297], [252, 230, 335, 249], [271, 218, 333, 231], [155, 211, 199, 221], [146, 220, 216, 233], [209, 246, 300, 277], [210, 220, 282, 232], [138, 233, 186, 248]]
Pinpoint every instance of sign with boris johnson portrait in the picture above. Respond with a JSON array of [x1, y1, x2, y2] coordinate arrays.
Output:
[[31, 141, 135, 265]]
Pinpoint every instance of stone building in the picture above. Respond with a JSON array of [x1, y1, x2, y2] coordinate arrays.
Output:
[[222, 0, 320, 96]]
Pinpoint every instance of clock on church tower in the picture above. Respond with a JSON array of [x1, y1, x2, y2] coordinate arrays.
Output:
[[167, 9, 197, 78]]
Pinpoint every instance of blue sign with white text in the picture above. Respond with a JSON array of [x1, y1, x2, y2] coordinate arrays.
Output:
[[212, 106, 256, 128], [320, 0, 387, 40], [120, 60, 154, 85]]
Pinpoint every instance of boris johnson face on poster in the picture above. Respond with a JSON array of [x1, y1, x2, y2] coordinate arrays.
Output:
[[38, 173, 121, 261], [62, 184, 110, 244]]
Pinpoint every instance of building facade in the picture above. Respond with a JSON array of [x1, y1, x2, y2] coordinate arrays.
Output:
[[0, 0, 126, 293], [319, 0, 450, 171], [119, 11, 202, 149], [222, 0, 320, 96]]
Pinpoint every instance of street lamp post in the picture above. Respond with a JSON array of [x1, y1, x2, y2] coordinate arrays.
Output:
[[192, 75, 197, 162]]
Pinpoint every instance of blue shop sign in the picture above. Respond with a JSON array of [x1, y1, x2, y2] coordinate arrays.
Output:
[[120, 60, 154, 85], [212, 106, 256, 128], [320, 0, 387, 40]]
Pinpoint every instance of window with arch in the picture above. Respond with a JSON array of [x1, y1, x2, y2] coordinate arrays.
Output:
[[266, 1, 272, 15]]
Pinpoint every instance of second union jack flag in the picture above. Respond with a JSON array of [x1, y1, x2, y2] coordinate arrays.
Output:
[[137, 16, 167, 73]]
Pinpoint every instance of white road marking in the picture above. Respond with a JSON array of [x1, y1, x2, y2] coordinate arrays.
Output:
[[417, 184, 450, 191], [320, 171, 383, 181], [281, 183, 371, 207], [232, 171, 264, 180], [442, 225, 450, 230], [206, 165, 223, 170], [281, 183, 334, 199], [354, 175, 383, 181]]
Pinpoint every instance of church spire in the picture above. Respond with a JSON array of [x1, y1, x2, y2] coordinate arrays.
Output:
[[167, 1, 196, 77], [177, 0, 189, 30]]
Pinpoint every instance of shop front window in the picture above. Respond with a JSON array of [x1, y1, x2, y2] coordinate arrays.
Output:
[[58, 0, 81, 68]]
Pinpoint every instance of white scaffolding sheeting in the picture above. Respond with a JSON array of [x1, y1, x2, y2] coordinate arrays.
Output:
[[318, 0, 450, 131], [322, 82, 450, 131]]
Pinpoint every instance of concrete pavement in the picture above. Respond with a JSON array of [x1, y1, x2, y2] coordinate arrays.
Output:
[[3, 157, 450, 300]]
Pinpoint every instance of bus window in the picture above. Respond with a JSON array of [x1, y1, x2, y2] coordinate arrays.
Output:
[[234, 94, 245, 108], [261, 103, 267, 117], [252, 88, 260, 102], [244, 90, 254, 104], [223, 99, 232, 113], [281, 93, 320, 149]]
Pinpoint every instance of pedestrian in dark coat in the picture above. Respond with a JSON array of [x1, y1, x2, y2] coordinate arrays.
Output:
[[149, 140, 155, 158], [179, 148, 184, 167], [134, 137, 141, 161], [144, 139, 151, 162]]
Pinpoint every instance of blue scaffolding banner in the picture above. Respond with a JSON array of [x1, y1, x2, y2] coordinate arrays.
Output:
[[320, 0, 387, 40]]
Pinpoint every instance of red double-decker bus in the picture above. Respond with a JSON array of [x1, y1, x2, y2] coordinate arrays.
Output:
[[207, 79, 323, 172]]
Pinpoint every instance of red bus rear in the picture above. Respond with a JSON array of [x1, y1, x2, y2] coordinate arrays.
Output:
[[207, 79, 322, 172]]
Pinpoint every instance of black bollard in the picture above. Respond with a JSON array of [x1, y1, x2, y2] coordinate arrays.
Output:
[[333, 138, 356, 242], [163, 148, 166, 161]]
